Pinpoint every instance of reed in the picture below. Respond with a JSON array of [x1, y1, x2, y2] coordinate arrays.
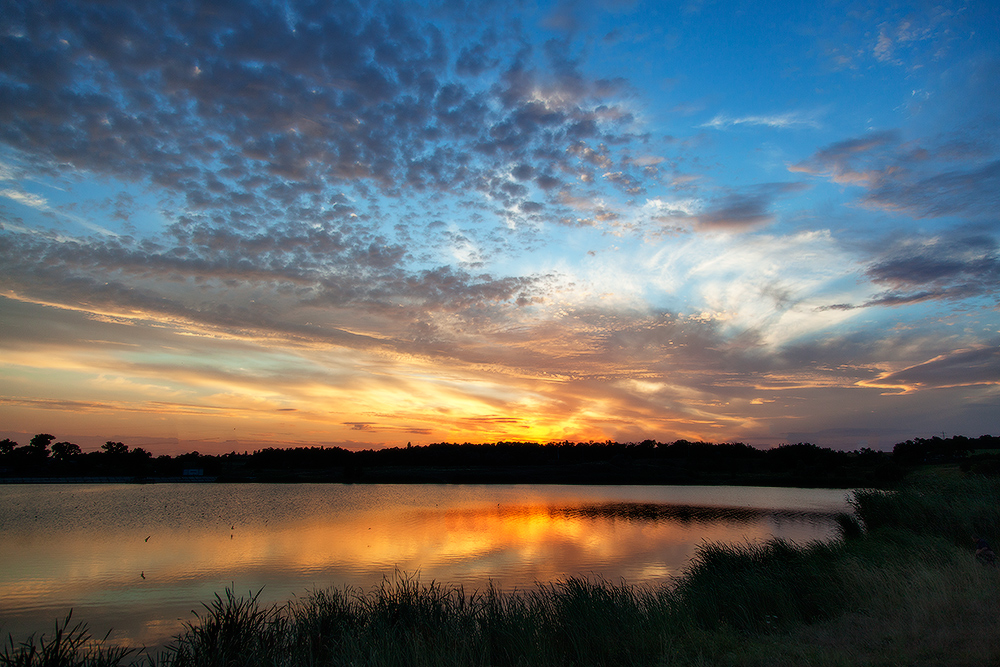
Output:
[[165, 588, 290, 667], [5, 475, 999, 666], [671, 537, 848, 634], [0, 612, 135, 667], [153, 574, 677, 667], [851, 475, 1000, 546]]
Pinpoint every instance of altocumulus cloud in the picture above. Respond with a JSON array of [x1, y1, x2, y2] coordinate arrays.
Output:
[[0, 0, 649, 325], [0, 0, 644, 233]]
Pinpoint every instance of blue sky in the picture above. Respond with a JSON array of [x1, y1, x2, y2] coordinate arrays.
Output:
[[1, 0, 998, 452]]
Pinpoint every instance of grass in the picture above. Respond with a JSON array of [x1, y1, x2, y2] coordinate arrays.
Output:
[[0, 612, 136, 667], [850, 474, 1000, 545], [5, 474, 1000, 666], [154, 574, 679, 667]]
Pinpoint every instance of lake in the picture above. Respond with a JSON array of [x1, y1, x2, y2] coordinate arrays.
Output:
[[0, 483, 852, 649]]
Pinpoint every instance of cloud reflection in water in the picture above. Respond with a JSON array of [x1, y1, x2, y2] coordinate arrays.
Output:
[[0, 483, 849, 648]]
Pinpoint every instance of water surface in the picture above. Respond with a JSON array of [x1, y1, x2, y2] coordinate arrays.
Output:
[[0, 483, 852, 648]]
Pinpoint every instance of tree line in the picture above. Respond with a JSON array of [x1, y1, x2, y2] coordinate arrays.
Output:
[[3, 433, 998, 485]]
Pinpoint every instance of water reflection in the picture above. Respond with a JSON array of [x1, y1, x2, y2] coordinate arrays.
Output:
[[553, 502, 834, 523], [0, 483, 851, 649]]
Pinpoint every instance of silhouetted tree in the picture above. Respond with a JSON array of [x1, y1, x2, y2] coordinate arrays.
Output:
[[51, 441, 82, 461], [101, 441, 129, 456], [0, 438, 16, 456], [893, 436, 972, 465], [29, 433, 55, 458]]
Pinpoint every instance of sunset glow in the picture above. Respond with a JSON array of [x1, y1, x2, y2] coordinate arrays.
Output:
[[1, 0, 998, 453]]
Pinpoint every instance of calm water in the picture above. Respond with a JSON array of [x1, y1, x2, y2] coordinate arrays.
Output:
[[0, 483, 852, 648]]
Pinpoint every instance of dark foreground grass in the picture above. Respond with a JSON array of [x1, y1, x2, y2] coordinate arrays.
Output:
[[1, 612, 136, 667], [5, 475, 1000, 667]]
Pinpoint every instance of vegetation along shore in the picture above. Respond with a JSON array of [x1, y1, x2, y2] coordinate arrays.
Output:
[[4, 451, 1000, 666], [4, 433, 998, 487]]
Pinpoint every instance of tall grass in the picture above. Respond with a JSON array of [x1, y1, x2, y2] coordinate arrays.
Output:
[[5, 475, 1000, 666], [851, 474, 1000, 547], [0, 612, 135, 667], [165, 588, 290, 667], [152, 573, 678, 667], [672, 537, 847, 634]]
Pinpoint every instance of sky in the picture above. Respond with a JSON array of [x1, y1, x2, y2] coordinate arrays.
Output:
[[1, 0, 998, 454]]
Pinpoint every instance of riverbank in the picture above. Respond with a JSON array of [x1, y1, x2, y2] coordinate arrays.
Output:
[[5, 472, 998, 666]]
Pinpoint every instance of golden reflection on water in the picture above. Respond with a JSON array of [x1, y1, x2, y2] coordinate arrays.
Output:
[[0, 484, 849, 648]]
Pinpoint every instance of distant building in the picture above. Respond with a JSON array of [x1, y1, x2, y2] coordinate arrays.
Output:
[[182, 468, 204, 477]]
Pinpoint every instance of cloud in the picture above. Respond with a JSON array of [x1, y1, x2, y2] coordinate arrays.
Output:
[[863, 160, 1000, 218], [788, 131, 901, 185], [700, 112, 821, 130], [346, 422, 376, 431], [0, 227, 552, 352], [859, 346, 1000, 393], [791, 131, 1000, 220], [867, 237, 1000, 289], [0, 0, 646, 242], [693, 182, 809, 232], [818, 235, 1000, 310], [873, 29, 895, 63], [869, 10, 965, 68], [695, 194, 770, 231], [0, 188, 49, 210]]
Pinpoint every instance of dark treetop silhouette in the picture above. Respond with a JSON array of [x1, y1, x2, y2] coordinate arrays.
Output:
[[2, 433, 997, 486]]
